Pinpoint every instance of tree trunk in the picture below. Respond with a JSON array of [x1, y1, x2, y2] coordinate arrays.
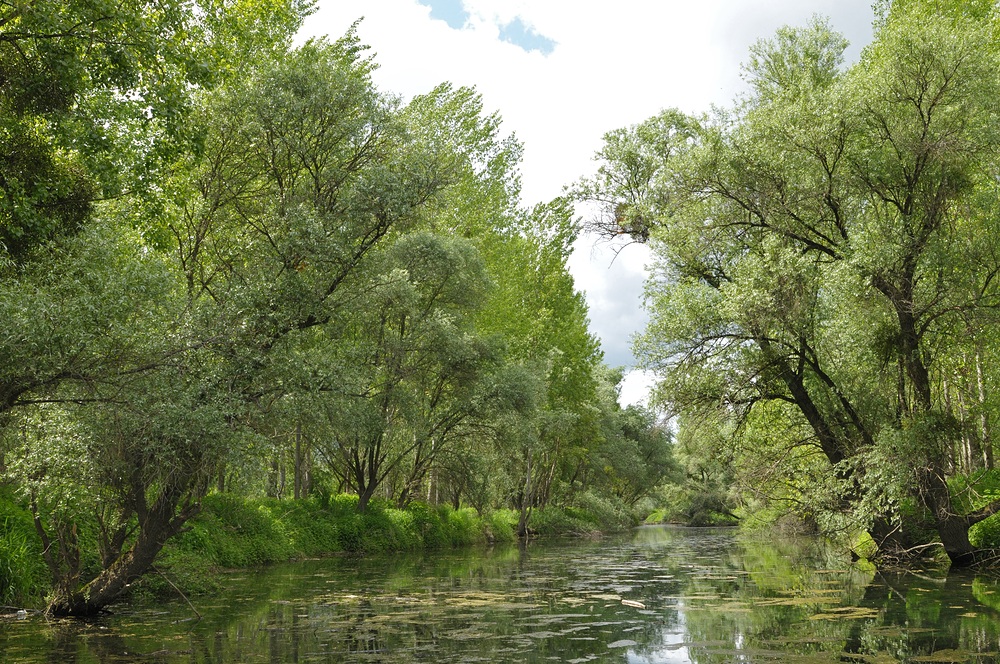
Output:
[[516, 450, 533, 538], [294, 424, 303, 500], [976, 343, 993, 469], [47, 531, 163, 616], [357, 489, 371, 513], [45, 498, 198, 616], [919, 466, 977, 567], [267, 456, 280, 498]]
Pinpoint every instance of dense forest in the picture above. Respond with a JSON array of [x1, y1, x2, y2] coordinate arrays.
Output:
[[577, 0, 1000, 568], [0, 0, 672, 616]]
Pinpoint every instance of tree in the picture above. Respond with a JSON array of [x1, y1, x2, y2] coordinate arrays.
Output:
[[3, 14, 477, 615], [0, 0, 313, 263], [577, 3, 1000, 565], [589, 369, 677, 509], [463, 200, 604, 534], [313, 231, 496, 512]]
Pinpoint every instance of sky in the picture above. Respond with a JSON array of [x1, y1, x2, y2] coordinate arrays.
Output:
[[297, 0, 877, 407]]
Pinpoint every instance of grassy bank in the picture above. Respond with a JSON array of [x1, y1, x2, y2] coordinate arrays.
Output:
[[142, 494, 522, 598], [0, 489, 636, 607]]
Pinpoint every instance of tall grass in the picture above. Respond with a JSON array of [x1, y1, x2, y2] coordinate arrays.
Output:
[[0, 495, 48, 606], [162, 495, 520, 575]]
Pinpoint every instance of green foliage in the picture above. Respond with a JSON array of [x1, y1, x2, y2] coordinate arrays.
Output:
[[529, 507, 598, 537], [952, 470, 1000, 548], [531, 492, 635, 536], [742, 16, 848, 103], [175, 495, 295, 567], [0, 492, 47, 606], [577, 0, 1000, 564], [0, 0, 310, 263], [648, 484, 739, 527], [167, 494, 519, 573], [480, 510, 519, 544]]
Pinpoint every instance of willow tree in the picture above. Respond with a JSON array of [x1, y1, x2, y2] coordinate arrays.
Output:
[[7, 17, 464, 615], [0, 0, 318, 616], [577, 2, 1000, 565]]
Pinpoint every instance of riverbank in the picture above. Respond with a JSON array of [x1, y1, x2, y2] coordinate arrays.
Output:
[[0, 489, 637, 608]]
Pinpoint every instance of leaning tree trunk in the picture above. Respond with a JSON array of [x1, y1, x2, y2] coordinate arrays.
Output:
[[45, 492, 198, 616], [920, 465, 979, 567]]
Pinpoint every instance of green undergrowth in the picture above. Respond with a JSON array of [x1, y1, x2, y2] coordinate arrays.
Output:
[[147, 494, 523, 597], [0, 489, 632, 605], [643, 485, 739, 527], [0, 488, 49, 607], [176, 494, 520, 563], [531, 491, 635, 536]]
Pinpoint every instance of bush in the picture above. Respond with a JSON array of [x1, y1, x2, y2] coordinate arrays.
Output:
[[531, 506, 598, 536], [257, 498, 340, 555], [481, 509, 517, 543], [574, 491, 635, 531], [645, 483, 738, 527], [173, 494, 295, 567]]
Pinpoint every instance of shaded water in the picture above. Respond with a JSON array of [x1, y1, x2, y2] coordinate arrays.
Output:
[[3, 526, 1000, 662]]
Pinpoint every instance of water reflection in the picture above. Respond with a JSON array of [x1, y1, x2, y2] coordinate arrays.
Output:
[[2, 526, 1000, 662]]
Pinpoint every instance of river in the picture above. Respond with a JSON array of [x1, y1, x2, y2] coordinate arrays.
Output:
[[3, 525, 1000, 662]]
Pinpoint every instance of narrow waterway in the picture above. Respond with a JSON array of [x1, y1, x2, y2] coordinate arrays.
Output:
[[3, 526, 1000, 663]]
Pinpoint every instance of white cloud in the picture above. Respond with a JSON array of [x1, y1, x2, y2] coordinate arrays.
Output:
[[619, 369, 658, 409], [299, 0, 876, 405]]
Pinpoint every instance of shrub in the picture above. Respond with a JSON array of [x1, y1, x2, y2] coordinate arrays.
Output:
[[531, 506, 598, 536], [481, 509, 517, 543], [173, 494, 294, 567], [952, 470, 1000, 548], [257, 498, 340, 556]]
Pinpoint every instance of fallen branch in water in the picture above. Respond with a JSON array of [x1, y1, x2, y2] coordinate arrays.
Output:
[[151, 565, 202, 621]]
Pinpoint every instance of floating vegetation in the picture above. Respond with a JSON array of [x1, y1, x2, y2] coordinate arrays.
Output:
[[840, 652, 900, 664], [754, 595, 841, 607], [910, 649, 975, 663], [5, 528, 1000, 662], [809, 606, 880, 620]]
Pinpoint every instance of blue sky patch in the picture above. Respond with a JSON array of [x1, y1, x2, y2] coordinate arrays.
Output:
[[419, 0, 469, 30], [498, 16, 556, 55]]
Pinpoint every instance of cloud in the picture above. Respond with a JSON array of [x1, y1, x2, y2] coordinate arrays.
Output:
[[619, 369, 657, 408], [418, 0, 469, 29], [568, 234, 652, 370], [497, 16, 556, 55], [416, 1, 556, 55]]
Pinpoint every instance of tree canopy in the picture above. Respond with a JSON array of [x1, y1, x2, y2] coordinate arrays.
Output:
[[577, 0, 1000, 565]]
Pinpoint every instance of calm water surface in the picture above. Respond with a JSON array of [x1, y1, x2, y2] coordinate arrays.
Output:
[[3, 526, 1000, 663]]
